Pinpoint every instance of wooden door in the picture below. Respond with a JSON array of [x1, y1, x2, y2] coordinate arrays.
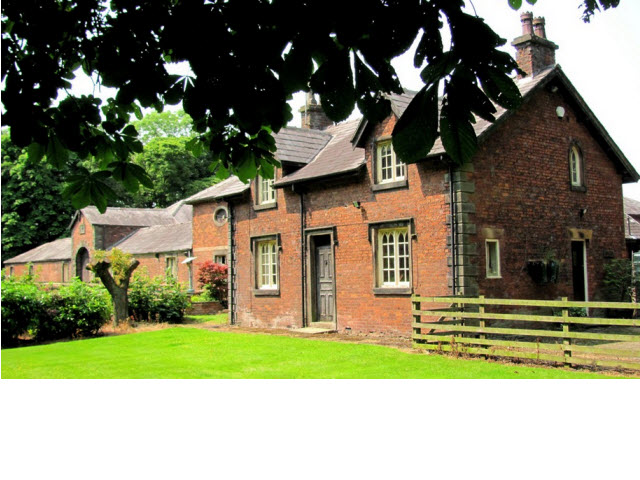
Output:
[[315, 245, 334, 322], [571, 241, 587, 301]]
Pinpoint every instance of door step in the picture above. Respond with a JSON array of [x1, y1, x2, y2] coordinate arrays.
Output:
[[294, 327, 336, 335]]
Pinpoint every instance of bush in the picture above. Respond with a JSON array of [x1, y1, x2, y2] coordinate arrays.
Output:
[[1, 274, 48, 347], [1, 275, 112, 346], [128, 270, 190, 323], [196, 261, 228, 307], [35, 279, 112, 341]]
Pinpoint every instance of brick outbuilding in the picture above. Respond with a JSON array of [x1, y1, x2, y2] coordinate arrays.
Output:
[[185, 15, 639, 335]]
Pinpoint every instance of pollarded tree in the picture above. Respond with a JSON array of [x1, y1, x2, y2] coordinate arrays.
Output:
[[87, 249, 139, 326], [1, 0, 621, 211]]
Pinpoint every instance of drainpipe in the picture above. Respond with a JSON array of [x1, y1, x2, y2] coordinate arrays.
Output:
[[449, 165, 458, 295], [297, 186, 307, 327], [228, 201, 236, 325]]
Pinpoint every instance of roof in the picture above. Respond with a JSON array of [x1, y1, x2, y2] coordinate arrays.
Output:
[[69, 201, 193, 230], [110, 223, 192, 254], [274, 120, 364, 187], [625, 214, 640, 239], [4, 237, 72, 264], [624, 197, 640, 219], [184, 176, 250, 205], [352, 66, 639, 183], [274, 127, 332, 165]]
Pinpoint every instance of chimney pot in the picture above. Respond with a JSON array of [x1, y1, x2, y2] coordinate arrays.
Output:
[[533, 17, 546, 39], [521, 12, 533, 36]]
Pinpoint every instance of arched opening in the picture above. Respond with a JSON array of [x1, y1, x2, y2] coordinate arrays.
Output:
[[76, 248, 91, 282]]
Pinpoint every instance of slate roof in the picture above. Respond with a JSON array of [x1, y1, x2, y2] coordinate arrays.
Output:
[[184, 176, 250, 205], [624, 197, 640, 219], [4, 237, 72, 264], [274, 127, 332, 164], [625, 215, 640, 239], [70, 201, 193, 230], [110, 223, 192, 254], [275, 120, 364, 187], [351, 66, 639, 183]]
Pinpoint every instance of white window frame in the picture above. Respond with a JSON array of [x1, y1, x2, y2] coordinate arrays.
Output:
[[376, 226, 411, 288], [569, 145, 584, 188], [214, 254, 227, 265], [485, 240, 501, 279], [257, 175, 276, 206], [376, 141, 406, 185], [213, 206, 229, 226], [256, 239, 278, 290], [166, 256, 178, 280]]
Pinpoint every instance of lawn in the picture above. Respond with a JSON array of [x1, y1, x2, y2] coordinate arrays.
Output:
[[183, 313, 228, 325], [1, 327, 619, 379]]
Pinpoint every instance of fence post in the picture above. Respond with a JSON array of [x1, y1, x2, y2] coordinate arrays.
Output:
[[412, 297, 421, 347], [562, 297, 572, 368], [479, 295, 487, 359]]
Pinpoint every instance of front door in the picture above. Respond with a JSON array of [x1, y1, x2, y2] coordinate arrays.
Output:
[[571, 241, 587, 301], [315, 245, 334, 322]]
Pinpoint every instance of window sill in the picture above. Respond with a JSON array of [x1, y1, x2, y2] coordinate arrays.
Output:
[[570, 185, 586, 193], [254, 202, 277, 212], [253, 288, 280, 297], [373, 287, 412, 296], [372, 179, 408, 193], [486, 276, 502, 280]]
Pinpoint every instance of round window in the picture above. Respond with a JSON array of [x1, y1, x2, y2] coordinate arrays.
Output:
[[213, 207, 228, 226]]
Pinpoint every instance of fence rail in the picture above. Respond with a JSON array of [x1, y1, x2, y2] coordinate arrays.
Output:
[[412, 295, 640, 371]]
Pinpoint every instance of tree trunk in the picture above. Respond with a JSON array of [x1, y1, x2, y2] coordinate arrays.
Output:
[[89, 259, 139, 327]]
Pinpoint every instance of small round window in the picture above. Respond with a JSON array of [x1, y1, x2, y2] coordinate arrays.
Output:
[[213, 206, 229, 226]]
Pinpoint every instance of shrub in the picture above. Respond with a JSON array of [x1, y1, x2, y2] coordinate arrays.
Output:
[[1, 276, 112, 345], [128, 270, 190, 323], [196, 261, 228, 307], [1, 274, 47, 347], [35, 279, 112, 341]]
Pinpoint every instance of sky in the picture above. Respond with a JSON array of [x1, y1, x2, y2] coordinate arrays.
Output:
[[71, 0, 640, 199]]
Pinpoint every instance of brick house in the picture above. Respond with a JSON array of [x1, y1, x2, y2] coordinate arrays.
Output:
[[5, 201, 194, 286], [185, 14, 639, 335]]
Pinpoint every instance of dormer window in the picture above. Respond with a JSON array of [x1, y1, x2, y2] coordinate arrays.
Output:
[[569, 145, 585, 190], [256, 175, 276, 208], [376, 141, 405, 184]]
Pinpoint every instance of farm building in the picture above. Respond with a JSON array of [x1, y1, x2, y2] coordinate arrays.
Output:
[[4, 14, 639, 337]]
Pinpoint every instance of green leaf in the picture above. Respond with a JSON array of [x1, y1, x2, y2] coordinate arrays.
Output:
[[235, 150, 258, 183], [309, 49, 356, 122], [46, 137, 69, 169], [122, 125, 138, 137], [391, 84, 439, 164], [479, 67, 522, 110], [420, 53, 456, 89], [440, 103, 478, 166], [508, 0, 523, 10], [27, 142, 46, 164]]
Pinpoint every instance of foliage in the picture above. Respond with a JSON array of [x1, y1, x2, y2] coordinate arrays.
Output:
[[128, 269, 191, 323], [34, 279, 112, 341], [1, 273, 48, 346], [133, 109, 194, 144], [602, 259, 638, 303], [2, 0, 619, 211], [1, 275, 111, 346], [92, 248, 135, 285], [1, 130, 77, 261], [196, 261, 229, 307]]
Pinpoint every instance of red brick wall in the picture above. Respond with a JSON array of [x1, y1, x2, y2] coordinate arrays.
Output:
[[135, 252, 192, 286], [231, 117, 451, 335], [71, 213, 95, 279], [471, 87, 626, 301], [101, 225, 142, 250], [7, 261, 70, 283], [192, 201, 229, 290]]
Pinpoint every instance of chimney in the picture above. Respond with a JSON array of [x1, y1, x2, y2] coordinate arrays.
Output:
[[299, 92, 334, 130], [511, 12, 558, 78]]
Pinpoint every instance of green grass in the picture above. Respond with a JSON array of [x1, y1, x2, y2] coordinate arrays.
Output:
[[183, 313, 228, 325], [1, 327, 619, 379]]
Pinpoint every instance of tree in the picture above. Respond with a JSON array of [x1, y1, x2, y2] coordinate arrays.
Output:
[[87, 249, 139, 326], [1, 130, 77, 261], [133, 109, 194, 144], [1, 0, 620, 212]]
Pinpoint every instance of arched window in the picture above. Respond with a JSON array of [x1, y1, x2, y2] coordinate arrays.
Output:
[[569, 145, 584, 188]]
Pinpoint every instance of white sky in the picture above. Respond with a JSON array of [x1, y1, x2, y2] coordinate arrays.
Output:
[[72, 0, 640, 199]]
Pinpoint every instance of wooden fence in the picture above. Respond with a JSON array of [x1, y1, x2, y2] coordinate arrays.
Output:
[[412, 295, 640, 371]]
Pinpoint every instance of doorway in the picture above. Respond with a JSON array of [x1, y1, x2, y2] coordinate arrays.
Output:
[[307, 232, 336, 327], [76, 248, 91, 282], [571, 240, 588, 301]]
